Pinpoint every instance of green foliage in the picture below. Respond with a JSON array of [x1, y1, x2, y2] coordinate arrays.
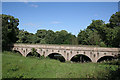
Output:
[[78, 12, 120, 47], [87, 20, 107, 42], [40, 39, 46, 44], [54, 30, 77, 45], [99, 42, 106, 47], [87, 20, 105, 30], [2, 14, 19, 50], [16, 29, 77, 45], [109, 12, 120, 28], [16, 30, 40, 44], [105, 12, 120, 47], [30, 48, 39, 57], [35, 29, 47, 43], [16, 30, 29, 43], [44, 30, 56, 44], [77, 29, 102, 46]]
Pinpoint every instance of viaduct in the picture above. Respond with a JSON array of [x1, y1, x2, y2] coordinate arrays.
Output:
[[10, 44, 120, 62]]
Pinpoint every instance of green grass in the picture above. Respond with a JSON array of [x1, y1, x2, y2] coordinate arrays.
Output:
[[2, 51, 120, 79]]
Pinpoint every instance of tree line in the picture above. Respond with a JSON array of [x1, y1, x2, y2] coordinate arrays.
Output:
[[2, 12, 120, 50]]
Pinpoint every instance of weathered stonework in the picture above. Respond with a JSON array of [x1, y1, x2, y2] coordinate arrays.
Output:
[[11, 44, 120, 62]]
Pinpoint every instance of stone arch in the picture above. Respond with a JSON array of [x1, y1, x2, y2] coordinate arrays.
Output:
[[26, 51, 41, 57], [13, 50, 23, 56], [12, 47, 24, 56], [26, 50, 32, 56], [25, 48, 43, 57], [97, 55, 115, 62], [70, 53, 92, 62], [36, 49, 42, 56], [69, 52, 92, 62], [45, 52, 66, 61]]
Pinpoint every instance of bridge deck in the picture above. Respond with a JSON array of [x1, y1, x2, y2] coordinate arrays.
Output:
[[12, 44, 120, 52]]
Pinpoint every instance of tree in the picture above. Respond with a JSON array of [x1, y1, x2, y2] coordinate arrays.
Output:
[[105, 12, 120, 47], [109, 12, 120, 28], [16, 30, 28, 43], [77, 29, 102, 46], [54, 30, 68, 44], [115, 27, 120, 47], [44, 30, 56, 44], [87, 20, 107, 40], [35, 29, 47, 43], [16, 30, 30, 43], [87, 20, 105, 30], [109, 27, 120, 47], [77, 30, 87, 45], [17, 30, 40, 44], [71, 35, 78, 45], [2, 14, 19, 50], [54, 30, 76, 44]]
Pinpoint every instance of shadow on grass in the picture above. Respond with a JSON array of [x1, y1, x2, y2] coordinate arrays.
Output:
[[103, 59, 120, 65], [103, 59, 120, 80], [107, 67, 120, 80]]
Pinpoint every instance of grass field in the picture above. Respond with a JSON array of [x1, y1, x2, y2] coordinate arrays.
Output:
[[2, 51, 120, 79]]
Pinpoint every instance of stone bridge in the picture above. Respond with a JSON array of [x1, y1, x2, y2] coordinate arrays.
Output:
[[10, 44, 120, 62]]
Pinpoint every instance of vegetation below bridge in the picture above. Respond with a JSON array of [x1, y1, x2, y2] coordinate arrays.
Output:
[[2, 51, 120, 79]]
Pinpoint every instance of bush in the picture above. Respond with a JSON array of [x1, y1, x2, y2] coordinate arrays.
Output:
[[31, 48, 39, 57], [99, 42, 106, 47]]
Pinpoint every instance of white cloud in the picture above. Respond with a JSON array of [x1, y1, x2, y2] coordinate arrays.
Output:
[[51, 21, 62, 24], [16, 0, 29, 3], [22, 1, 39, 8], [16, 1, 39, 8], [94, 14, 98, 17], [23, 23, 35, 26], [30, 4, 39, 8], [23, 23, 41, 28]]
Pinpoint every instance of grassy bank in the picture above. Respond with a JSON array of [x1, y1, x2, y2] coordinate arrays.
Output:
[[2, 51, 120, 79]]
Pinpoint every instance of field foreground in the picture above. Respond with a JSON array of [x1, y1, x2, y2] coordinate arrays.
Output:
[[2, 51, 120, 79]]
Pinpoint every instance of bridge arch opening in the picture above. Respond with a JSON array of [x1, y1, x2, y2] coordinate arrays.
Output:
[[26, 51, 40, 58], [97, 56, 115, 62], [13, 50, 22, 56], [70, 54, 92, 63], [47, 53, 65, 62]]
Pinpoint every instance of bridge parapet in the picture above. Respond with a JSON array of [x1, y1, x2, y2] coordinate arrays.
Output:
[[12, 44, 119, 51]]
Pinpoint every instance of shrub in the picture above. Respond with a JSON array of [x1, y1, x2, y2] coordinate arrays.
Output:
[[99, 42, 106, 47], [31, 48, 39, 57]]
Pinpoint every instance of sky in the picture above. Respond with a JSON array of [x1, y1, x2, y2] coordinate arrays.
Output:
[[2, 0, 120, 2], [2, 2, 118, 36]]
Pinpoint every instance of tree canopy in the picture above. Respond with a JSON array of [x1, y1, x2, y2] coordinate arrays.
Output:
[[2, 14, 19, 50], [2, 11, 120, 51], [78, 12, 120, 47]]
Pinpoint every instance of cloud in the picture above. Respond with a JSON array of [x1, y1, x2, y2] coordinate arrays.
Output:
[[94, 14, 98, 17], [23, 23, 41, 28], [18, 0, 29, 3], [22, 1, 39, 8], [30, 4, 39, 8], [23, 23, 35, 26], [51, 21, 62, 24]]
